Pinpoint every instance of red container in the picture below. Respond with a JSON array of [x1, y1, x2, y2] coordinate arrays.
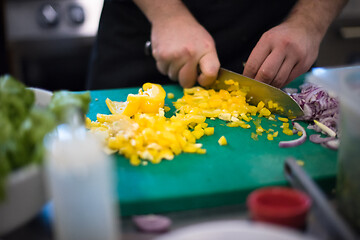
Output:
[[247, 187, 312, 228]]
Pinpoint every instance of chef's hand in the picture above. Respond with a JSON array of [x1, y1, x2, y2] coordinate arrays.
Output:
[[243, 21, 321, 89], [151, 15, 220, 88], [133, 0, 220, 88], [243, 0, 348, 89]]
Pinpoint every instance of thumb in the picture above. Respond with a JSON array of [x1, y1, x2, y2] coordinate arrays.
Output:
[[197, 51, 220, 87]]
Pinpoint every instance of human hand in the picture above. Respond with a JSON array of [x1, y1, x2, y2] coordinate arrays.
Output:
[[243, 21, 322, 88], [150, 14, 220, 88]]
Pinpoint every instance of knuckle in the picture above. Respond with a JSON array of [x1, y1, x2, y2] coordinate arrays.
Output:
[[259, 68, 275, 82], [183, 46, 196, 58], [156, 62, 167, 75], [153, 48, 165, 60], [245, 63, 258, 75], [206, 65, 219, 77], [203, 39, 215, 50], [261, 30, 274, 41]]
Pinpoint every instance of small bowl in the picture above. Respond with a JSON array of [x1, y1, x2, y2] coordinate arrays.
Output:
[[0, 88, 53, 236], [247, 187, 311, 229]]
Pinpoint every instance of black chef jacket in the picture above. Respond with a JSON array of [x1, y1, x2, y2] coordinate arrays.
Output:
[[87, 0, 297, 90]]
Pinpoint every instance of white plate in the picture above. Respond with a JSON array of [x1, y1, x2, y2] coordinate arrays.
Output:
[[155, 220, 314, 240]]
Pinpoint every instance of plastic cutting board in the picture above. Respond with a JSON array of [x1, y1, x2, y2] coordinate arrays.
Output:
[[85, 76, 337, 216]]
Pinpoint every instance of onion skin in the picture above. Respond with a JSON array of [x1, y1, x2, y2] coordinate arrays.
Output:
[[279, 122, 307, 148]]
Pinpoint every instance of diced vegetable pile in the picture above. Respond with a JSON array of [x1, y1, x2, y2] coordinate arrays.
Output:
[[287, 82, 339, 149], [86, 80, 304, 166]]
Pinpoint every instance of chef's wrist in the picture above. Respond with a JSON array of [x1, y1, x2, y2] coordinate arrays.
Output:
[[133, 0, 194, 26]]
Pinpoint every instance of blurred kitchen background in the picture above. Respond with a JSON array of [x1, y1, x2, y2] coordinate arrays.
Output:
[[0, 0, 103, 91], [0, 0, 360, 91]]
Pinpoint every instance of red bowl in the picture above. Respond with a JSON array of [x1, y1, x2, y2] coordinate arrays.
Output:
[[247, 187, 312, 228]]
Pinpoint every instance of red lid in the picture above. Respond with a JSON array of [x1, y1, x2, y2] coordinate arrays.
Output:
[[247, 187, 311, 228]]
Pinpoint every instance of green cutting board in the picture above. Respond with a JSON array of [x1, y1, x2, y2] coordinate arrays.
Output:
[[86, 76, 337, 216]]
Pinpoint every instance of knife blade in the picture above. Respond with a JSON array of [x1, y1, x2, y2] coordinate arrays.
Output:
[[211, 68, 304, 118]]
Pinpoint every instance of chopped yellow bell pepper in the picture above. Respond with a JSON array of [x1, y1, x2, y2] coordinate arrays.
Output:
[[124, 83, 166, 116], [218, 136, 227, 146], [106, 83, 166, 117], [88, 79, 298, 166]]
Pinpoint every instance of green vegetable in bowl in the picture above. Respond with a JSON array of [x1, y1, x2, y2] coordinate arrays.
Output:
[[49, 90, 91, 123], [0, 75, 91, 200]]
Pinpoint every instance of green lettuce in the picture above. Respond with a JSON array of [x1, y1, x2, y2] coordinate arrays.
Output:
[[0, 75, 90, 200]]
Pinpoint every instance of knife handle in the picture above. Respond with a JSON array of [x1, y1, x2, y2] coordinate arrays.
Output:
[[144, 40, 152, 56]]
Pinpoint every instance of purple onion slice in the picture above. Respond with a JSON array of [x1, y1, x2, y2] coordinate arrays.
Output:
[[321, 139, 340, 150], [309, 134, 336, 144], [132, 214, 172, 233], [279, 122, 307, 148]]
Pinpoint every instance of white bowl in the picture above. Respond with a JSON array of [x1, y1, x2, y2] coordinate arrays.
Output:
[[0, 88, 53, 236]]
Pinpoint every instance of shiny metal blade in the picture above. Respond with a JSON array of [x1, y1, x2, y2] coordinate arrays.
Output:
[[212, 68, 304, 118]]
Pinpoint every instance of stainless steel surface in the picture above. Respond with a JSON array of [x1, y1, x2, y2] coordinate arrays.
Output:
[[4, 0, 103, 91], [284, 158, 358, 240], [213, 68, 304, 118], [5, 0, 102, 42]]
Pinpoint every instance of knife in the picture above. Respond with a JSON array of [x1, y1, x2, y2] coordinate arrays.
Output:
[[144, 41, 303, 118], [212, 68, 304, 118]]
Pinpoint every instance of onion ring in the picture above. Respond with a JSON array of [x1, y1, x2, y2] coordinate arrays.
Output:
[[279, 122, 307, 148]]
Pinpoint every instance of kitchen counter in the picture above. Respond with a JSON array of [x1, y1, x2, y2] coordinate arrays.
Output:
[[1, 198, 349, 240]]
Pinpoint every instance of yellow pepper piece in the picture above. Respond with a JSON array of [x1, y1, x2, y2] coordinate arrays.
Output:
[[164, 106, 171, 112], [297, 160, 305, 166], [204, 127, 214, 136], [218, 136, 227, 146], [278, 117, 289, 122], [124, 83, 166, 116], [106, 98, 127, 115], [106, 83, 166, 117], [283, 128, 294, 136], [268, 100, 274, 109], [259, 108, 271, 117], [257, 101, 265, 111], [167, 92, 175, 99]]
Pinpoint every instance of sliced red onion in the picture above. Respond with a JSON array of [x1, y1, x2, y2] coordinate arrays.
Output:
[[279, 122, 307, 148], [288, 82, 340, 151], [290, 83, 339, 131], [321, 139, 339, 150], [309, 134, 336, 144], [132, 214, 172, 233]]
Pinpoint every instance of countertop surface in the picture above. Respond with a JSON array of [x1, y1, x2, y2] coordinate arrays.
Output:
[[1, 200, 351, 240]]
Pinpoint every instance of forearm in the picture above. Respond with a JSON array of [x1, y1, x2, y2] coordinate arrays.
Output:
[[285, 0, 348, 39], [132, 0, 195, 25]]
